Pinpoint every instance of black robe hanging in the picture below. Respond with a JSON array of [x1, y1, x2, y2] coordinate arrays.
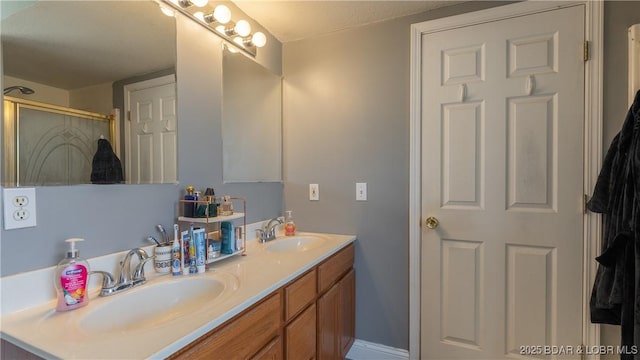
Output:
[[588, 90, 640, 359], [90, 138, 123, 184]]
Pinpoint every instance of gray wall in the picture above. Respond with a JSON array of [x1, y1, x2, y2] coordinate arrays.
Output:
[[600, 1, 640, 355], [0, 13, 283, 276], [283, 1, 509, 350], [283, 0, 640, 351]]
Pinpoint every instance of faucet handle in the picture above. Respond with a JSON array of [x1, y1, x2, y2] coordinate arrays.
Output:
[[91, 270, 115, 289], [133, 253, 153, 281]]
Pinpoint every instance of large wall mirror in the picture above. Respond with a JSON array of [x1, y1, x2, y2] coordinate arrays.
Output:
[[222, 46, 282, 183], [1, 1, 177, 186]]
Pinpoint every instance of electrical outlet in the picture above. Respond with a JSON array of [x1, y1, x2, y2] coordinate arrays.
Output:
[[13, 196, 29, 207], [13, 209, 29, 221], [3, 188, 37, 230], [309, 184, 319, 201]]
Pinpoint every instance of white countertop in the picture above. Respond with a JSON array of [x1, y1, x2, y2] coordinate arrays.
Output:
[[0, 232, 355, 359]]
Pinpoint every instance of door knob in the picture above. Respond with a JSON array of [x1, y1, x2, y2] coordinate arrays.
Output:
[[425, 216, 439, 229]]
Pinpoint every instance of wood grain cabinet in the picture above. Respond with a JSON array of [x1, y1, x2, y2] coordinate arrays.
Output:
[[169, 293, 282, 360], [169, 243, 354, 359], [317, 245, 355, 360]]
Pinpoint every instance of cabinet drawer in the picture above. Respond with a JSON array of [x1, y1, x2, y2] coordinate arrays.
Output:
[[171, 292, 281, 360], [251, 336, 282, 360], [284, 269, 317, 321], [317, 244, 354, 294]]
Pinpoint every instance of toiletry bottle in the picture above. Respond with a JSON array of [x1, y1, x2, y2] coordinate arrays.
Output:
[[194, 228, 206, 273], [188, 223, 197, 274], [205, 188, 217, 217], [184, 186, 196, 218], [195, 190, 207, 217], [284, 210, 296, 236], [171, 224, 181, 276], [221, 221, 235, 254], [54, 238, 90, 312], [181, 230, 190, 275], [221, 195, 233, 216]]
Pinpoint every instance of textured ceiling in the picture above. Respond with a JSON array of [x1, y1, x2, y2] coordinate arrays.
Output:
[[233, 1, 464, 43], [2, 0, 462, 91]]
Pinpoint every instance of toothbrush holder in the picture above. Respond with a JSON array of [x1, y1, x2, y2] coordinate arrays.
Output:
[[154, 245, 172, 274]]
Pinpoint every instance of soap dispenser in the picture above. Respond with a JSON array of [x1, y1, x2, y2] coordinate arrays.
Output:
[[284, 210, 296, 236], [54, 238, 90, 312]]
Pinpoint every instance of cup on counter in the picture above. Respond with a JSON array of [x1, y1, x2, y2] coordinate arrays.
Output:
[[207, 239, 221, 259], [154, 245, 172, 274]]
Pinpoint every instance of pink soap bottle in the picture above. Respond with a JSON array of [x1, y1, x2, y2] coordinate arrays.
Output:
[[54, 238, 90, 312]]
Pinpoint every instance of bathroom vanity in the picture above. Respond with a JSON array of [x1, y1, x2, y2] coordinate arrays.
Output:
[[0, 232, 355, 359]]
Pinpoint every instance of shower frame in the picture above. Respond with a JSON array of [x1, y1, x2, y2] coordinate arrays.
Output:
[[3, 96, 115, 186]]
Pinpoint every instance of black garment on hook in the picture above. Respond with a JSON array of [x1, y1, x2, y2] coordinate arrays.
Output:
[[90, 138, 123, 184], [588, 90, 640, 359]]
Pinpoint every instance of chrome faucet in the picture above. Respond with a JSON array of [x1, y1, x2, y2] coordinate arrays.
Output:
[[92, 248, 153, 297], [256, 216, 284, 243]]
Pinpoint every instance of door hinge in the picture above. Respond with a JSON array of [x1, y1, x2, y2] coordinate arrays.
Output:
[[127, 110, 131, 121], [584, 41, 590, 61]]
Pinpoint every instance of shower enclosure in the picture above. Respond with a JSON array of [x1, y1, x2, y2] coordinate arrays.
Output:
[[3, 96, 115, 186]]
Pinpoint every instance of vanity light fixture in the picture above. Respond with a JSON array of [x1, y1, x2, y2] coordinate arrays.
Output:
[[212, 5, 231, 24], [160, 0, 267, 56], [159, 4, 175, 17], [178, 0, 208, 8]]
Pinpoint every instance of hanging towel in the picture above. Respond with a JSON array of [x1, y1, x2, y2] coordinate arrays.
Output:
[[90, 138, 123, 184]]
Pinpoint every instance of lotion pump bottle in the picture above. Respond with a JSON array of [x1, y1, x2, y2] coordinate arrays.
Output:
[[54, 238, 90, 312], [284, 210, 296, 236]]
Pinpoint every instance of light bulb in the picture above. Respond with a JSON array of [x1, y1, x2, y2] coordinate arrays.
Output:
[[233, 37, 244, 46], [235, 20, 251, 37], [215, 25, 226, 34], [160, 5, 174, 17], [213, 5, 231, 24], [193, 11, 205, 22], [251, 32, 267, 47], [190, 0, 208, 7]]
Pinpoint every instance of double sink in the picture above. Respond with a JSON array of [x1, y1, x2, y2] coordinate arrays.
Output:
[[75, 235, 327, 334]]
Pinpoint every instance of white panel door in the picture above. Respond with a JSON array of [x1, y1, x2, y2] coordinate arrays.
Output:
[[421, 5, 584, 359], [127, 78, 177, 184]]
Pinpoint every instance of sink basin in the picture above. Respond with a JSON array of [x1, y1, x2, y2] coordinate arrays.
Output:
[[79, 275, 237, 333], [265, 235, 327, 253]]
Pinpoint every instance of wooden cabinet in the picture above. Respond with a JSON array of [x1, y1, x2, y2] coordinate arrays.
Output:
[[317, 268, 355, 360], [251, 337, 282, 360], [285, 303, 316, 359], [169, 293, 281, 360], [339, 269, 355, 358], [284, 269, 316, 321], [171, 243, 355, 360]]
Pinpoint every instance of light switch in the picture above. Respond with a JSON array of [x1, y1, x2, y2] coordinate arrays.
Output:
[[356, 182, 367, 201], [309, 184, 319, 201]]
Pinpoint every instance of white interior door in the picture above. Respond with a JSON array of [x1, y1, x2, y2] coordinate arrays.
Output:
[[126, 75, 177, 184], [421, 5, 585, 359]]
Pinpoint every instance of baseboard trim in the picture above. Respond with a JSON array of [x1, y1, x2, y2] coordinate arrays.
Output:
[[346, 339, 410, 360]]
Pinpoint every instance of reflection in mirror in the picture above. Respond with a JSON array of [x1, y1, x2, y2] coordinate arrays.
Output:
[[222, 46, 282, 183], [1, 1, 177, 186]]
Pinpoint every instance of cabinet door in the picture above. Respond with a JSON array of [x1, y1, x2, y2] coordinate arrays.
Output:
[[285, 303, 316, 360], [317, 283, 339, 360], [339, 269, 355, 358]]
